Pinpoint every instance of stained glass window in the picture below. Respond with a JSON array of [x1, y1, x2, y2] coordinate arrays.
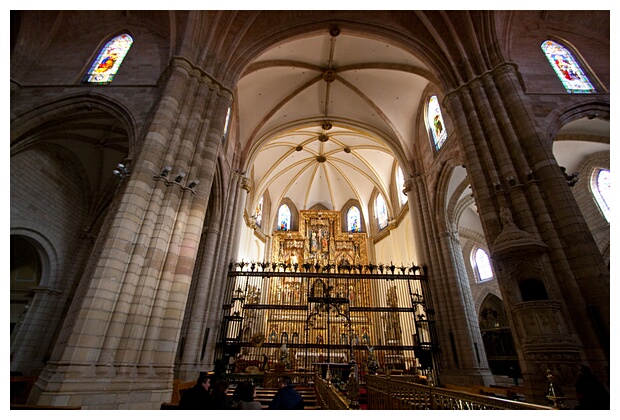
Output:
[[396, 166, 407, 205], [541, 40, 596, 93], [428, 95, 448, 150], [278, 204, 290, 231], [85, 34, 133, 84], [473, 248, 493, 282], [347, 206, 361, 232], [376, 194, 388, 230], [255, 196, 263, 227], [592, 168, 610, 222]]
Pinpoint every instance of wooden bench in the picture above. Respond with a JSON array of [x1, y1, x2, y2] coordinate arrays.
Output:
[[162, 386, 318, 409]]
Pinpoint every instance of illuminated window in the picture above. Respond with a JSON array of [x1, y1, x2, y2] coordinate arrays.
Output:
[[223, 106, 232, 142], [473, 248, 493, 282], [592, 168, 610, 222], [396, 166, 407, 205], [541, 40, 596, 93], [278, 204, 290, 231], [254, 196, 263, 227], [85, 34, 133, 84], [427, 95, 448, 150], [376, 194, 388, 230], [347, 206, 361, 232]]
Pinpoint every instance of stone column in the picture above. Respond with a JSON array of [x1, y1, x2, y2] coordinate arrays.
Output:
[[404, 176, 493, 386], [28, 57, 233, 409], [444, 63, 609, 404], [201, 172, 249, 370], [176, 172, 249, 382]]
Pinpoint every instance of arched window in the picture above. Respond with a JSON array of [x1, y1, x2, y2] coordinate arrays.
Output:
[[376, 194, 388, 230], [278, 204, 290, 231], [254, 195, 263, 228], [592, 168, 610, 222], [85, 33, 133, 84], [541, 40, 596, 93], [347, 206, 361, 232], [396, 166, 407, 205], [473, 248, 493, 282], [427, 95, 448, 150]]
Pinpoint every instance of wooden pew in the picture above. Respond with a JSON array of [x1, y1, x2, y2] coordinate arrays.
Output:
[[161, 386, 318, 409]]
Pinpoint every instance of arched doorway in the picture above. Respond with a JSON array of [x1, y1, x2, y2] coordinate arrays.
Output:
[[479, 294, 520, 381]]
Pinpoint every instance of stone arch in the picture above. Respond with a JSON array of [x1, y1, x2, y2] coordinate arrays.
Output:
[[435, 159, 463, 230], [479, 294, 509, 328], [545, 102, 610, 147], [11, 93, 137, 154]]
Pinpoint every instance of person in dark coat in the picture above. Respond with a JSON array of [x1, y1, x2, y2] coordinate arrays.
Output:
[[268, 376, 304, 410], [574, 365, 609, 410], [179, 372, 212, 409], [207, 379, 233, 409]]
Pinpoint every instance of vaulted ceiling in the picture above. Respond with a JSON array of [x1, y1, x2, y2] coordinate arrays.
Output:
[[236, 26, 610, 234], [237, 28, 431, 226]]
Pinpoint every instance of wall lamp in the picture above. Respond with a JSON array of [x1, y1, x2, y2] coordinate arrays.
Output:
[[175, 172, 186, 183], [526, 169, 534, 181], [113, 163, 130, 179], [160, 166, 172, 177], [188, 180, 200, 189]]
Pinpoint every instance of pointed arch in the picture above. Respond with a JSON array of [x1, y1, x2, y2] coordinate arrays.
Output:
[[472, 247, 493, 282], [347, 206, 362, 232], [427, 95, 448, 150], [592, 167, 610, 222], [395, 165, 408, 206], [541, 40, 596, 93], [254, 195, 264, 228], [277, 204, 291, 231], [85, 33, 133, 84], [375, 193, 388, 230]]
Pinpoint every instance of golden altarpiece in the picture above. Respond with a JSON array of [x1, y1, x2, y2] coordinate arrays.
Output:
[[217, 210, 440, 382]]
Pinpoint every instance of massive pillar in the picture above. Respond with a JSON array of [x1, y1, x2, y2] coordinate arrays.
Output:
[[176, 172, 249, 382], [28, 57, 233, 409], [405, 177, 494, 387], [444, 63, 609, 405]]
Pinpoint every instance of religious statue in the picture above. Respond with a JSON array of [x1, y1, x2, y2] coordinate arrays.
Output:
[[500, 206, 515, 228], [367, 346, 379, 375], [279, 343, 291, 369]]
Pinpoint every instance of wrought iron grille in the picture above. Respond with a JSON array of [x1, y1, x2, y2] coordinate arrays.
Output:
[[216, 261, 441, 381]]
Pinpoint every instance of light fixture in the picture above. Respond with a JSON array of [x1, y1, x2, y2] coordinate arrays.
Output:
[[526, 169, 534, 180], [175, 172, 186, 183], [113, 163, 129, 179], [188, 180, 199, 189], [160, 166, 172, 177]]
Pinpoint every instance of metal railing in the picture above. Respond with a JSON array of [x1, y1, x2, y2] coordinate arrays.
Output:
[[366, 375, 554, 410], [314, 375, 351, 410]]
